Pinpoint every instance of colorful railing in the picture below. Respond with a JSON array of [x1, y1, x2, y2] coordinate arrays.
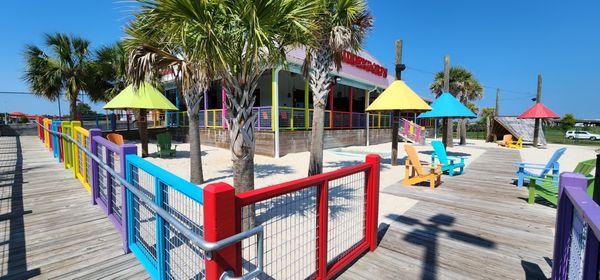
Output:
[[552, 172, 600, 279], [399, 118, 426, 144], [163, 106, 393, 131], [36, 117, 381, 279]]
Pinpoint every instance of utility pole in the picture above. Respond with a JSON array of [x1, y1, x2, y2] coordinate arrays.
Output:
[[495, 88, 500, 117], [533, 74, 542, 147], [442, 55, 453, 148], [391, 39, 405, 166]]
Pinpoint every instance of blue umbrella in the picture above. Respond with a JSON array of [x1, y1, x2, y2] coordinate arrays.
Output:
[[418, 92, 476, 119]]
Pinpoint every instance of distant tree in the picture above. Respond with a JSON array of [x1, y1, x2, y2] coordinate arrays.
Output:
[[76, 103, 95, 116], [559, 113, 576, 132], [23, 33, 103, 120]]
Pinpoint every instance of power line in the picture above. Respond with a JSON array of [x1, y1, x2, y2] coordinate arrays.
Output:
[[0, 91, 36, 95], [404, 66, 536, 97]]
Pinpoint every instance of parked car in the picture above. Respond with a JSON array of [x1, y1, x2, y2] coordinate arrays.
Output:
[[565, 130, 600, 140]]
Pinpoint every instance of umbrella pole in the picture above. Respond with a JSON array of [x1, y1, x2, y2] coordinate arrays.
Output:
[[441, 117, 448, 151], [533, 118, 540, 147], [391, 110, 399, 166]]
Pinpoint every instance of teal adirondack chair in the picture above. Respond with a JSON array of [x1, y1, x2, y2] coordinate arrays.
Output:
[[156, 132, 177, 158], [528, 159, 596, 206], [430, 140, 465, 176], [515, 147, 566, 188]]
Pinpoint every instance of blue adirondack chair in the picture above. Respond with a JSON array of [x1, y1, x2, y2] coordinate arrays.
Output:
[[430, 140, 465, 176], [515, 147, 566, 188]]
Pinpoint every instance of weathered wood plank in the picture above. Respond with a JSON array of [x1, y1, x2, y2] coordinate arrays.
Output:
[[0, 136, 148, 279], [341, 146, 555, 280]]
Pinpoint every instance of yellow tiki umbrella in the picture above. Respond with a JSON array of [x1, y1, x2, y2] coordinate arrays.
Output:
[[366, 80, 431, 166], [366, 80, 431, 112]]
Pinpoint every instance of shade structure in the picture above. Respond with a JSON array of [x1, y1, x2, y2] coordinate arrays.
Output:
[[417, 92, 476, 119], [366, 80, 431, 112], [517, 103, 559, 119], [103, 83, 177, 111]]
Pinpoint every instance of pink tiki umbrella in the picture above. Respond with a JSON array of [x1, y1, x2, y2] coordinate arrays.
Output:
[[517, 103, 559, 147]]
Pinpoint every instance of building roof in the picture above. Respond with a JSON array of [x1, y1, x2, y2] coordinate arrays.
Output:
[[286, 47, 390, 89]]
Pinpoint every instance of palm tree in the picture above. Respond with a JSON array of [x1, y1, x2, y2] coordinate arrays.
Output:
[[124, 1, 215, 183], [430, 66, 483, 145], [216, 0, 320, 193], [305, 0, 372, 176], [94, 42, 128, 100], [23, 33, 101, 119]]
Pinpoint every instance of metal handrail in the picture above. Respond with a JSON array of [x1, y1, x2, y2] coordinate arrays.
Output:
[[38, 122, 263, 279]]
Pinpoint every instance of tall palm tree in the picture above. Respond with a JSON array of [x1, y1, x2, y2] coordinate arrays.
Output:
[[124, 1, 215, 183], [23, 33, 102, 119], [304, 0, 372, 176], [217, 0, 320, 193], [430, 66, 483, 145]]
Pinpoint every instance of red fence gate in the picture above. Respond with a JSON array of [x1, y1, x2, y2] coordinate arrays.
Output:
[[204, 155, 380, 279]]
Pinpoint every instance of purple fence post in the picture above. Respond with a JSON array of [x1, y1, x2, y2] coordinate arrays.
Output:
[[552, 172, 588, 280], [120, 143, 137, 253], [89, 129, 102, 206]]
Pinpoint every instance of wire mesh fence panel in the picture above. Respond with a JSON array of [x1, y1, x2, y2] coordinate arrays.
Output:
[[215, 112, 223, 128], [257, 107, 272, 130], [327, 172, 367, 266], [292, 109, 306, 129], [161, 182, 206, 280], [97, 144, 109, 205], [241, 187, 318, 280], [352, 113, 366, 128], [332, 112, 351, 128], [130, 165, 159, 264], [198, 111, 206, 128], [567, 210, 588, 280], [279, 108, 292, 129], [110, 149, 123, 220]]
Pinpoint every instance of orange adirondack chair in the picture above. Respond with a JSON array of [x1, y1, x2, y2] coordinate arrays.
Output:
[[403, 144, 442, 189], [497, 134, 513, 147], [107, 133, 124, 146]]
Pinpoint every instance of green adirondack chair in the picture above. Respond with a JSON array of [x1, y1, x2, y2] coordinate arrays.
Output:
[[156, 132, 177, 158], [527, 159, 596, 206]]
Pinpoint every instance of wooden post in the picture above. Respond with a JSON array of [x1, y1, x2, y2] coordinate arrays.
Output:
[[442, 55, 452, 149], [594, 153, 600, 203], [533, 74, 542, 147], [365, 89, 370, 146], [391, 40, 403, 166]]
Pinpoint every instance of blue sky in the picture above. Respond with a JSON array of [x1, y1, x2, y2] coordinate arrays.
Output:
[[1, 0, 599, 118]]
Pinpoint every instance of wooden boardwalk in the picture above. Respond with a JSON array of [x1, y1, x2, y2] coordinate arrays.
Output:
[[341, 147, 556, 280], [0, 136, 147, 279]]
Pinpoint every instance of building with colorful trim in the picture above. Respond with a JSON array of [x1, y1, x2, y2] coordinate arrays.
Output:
[[161, 47, 431, 157]]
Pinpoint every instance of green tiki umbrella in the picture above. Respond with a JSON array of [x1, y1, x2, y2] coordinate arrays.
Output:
[[103, 82, 177, 110]]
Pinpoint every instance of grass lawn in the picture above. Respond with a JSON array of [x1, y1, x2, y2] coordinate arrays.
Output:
[[462, 127, 600, 147]]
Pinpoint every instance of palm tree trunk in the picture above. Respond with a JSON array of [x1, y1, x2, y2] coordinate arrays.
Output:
[[185, 86, 205, 185], [70, 100, 78, 121], [308, 48, 332, 176], [445, 118, 454, 147], [226, 83, 256, 230], [188, 111, 204, 184], [136, 109, 149, 157], [459, 118, 467, 145], [309, 103, 326, 175]]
